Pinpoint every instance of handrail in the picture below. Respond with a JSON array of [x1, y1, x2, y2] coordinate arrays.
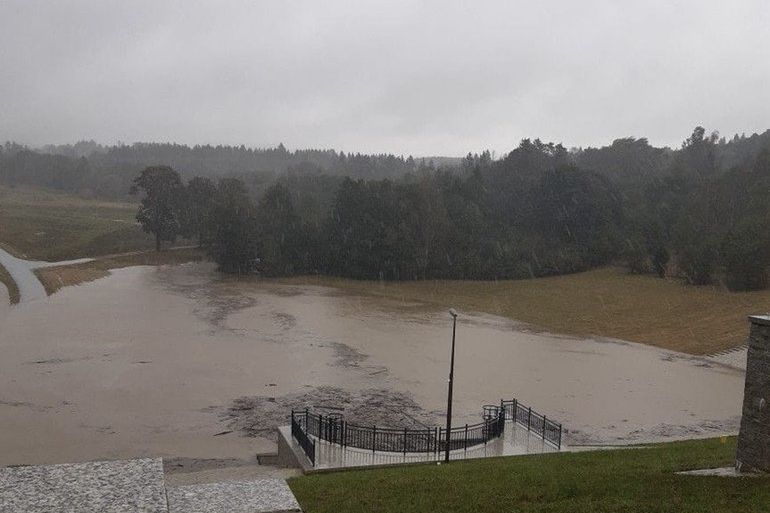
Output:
[[291, 409, 315, 466], [290, 397, 562, 466], [501, 399, 562, 449]]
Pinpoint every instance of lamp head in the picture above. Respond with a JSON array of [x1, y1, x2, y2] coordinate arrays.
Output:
[[449, 308, 458, 318]]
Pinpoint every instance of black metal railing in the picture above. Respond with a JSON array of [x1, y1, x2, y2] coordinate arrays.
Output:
[[438, 414, 506, 452], [290, 397, 561, 466], [501, 399, 562, 449], [291, 407, 505, 461], [291, 410, 315, 466]]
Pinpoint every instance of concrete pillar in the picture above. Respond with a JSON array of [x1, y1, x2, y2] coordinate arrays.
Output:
[[736, 315, 770, 473]]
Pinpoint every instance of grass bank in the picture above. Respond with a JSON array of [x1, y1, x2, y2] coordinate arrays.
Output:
[[0, 262, 20, 304], [283, 269, 770, 355], [289, 437, 767, 513], [34, 247, 205, 295], [0, 185, 174, 261]]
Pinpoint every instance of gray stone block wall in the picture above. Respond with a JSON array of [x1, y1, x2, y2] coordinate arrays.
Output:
[[736, 315, 770, 473], [276, 426, 305, 470]]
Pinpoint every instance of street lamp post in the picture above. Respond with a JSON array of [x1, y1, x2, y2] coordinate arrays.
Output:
[[445, 308, 458, 463]]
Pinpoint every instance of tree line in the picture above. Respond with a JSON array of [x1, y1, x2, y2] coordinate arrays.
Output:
[[4, 127, 770, 290], [127, 128, 770, 291], [0, 141, 436, 198], [2, 129, 769, 198]]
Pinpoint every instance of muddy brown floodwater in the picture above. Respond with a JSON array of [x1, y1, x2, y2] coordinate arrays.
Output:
[[0, 263, 745, 466]]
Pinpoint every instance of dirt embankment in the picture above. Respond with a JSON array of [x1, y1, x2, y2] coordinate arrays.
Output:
[[224, 386, 438, 441], [0, 262, 20, 304], [34, 248, 205, 295]]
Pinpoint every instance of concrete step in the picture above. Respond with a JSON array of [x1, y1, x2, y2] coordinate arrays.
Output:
[[166, 478, 301, 513], [164, 464, 301, 488]]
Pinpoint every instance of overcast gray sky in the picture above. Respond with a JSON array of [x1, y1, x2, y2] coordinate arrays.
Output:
[[1, 1, 769, 156]]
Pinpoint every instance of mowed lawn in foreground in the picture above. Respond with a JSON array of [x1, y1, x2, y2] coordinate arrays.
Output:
[[0, 185, 155, 261], [284, 270, 770, 354], [289, 438, 768, 513]]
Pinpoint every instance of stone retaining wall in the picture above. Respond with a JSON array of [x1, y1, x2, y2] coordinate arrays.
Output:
[[736, 315, 770, 473]]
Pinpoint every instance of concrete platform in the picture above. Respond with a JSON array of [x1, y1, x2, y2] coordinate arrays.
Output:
[[0, 458, 168, 513], [166, 478, 301, 513], [279, 420, 560, 472]]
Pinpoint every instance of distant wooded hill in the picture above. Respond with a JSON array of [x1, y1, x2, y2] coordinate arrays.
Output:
[[2, 128, 768, 197], [3, 127, 770, 290], [0, 141, 459, 197]]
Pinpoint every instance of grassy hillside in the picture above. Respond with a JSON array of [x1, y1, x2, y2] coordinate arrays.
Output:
[[290, 437, 768, 513], [0, 185, 158, 261], [284, 269, 770, 354], [34, 247, 205, 295]]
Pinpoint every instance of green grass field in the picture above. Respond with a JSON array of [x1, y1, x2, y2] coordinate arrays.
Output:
[[0, 185, 158, 261], [284, 270, 770, 354], [289, 437, 768, 513]]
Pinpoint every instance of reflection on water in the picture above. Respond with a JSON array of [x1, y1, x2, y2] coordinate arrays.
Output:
[[0, 263, 745, 466]]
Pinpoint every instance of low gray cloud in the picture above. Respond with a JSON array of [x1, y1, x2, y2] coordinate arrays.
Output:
[[1, 0, 769, 155]]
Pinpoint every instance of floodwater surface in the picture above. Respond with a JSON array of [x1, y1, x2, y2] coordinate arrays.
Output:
[[0, 263, 744, 466]]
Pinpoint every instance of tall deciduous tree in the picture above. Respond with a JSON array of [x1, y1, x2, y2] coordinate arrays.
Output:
[[130, 165, 184, 251]]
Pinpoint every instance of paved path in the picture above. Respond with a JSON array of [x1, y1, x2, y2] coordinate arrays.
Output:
[[0, 247, 92, 303], [0, 458, 168, 513], [0, 245, 199, 304], [0, 457, 301, 513], [167, 479, 301, 513]]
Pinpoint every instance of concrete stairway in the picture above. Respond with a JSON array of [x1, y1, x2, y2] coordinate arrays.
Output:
[[0, 458, 302, 513]]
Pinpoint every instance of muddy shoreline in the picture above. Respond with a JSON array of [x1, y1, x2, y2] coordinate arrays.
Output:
[[0, 263, 745, 466]]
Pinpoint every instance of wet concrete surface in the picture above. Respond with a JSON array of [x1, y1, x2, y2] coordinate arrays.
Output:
[[166, 478, 300, 513], [285, 420, 560, 471], [0, 458, 168, 513], [0, 262, 745, 467]]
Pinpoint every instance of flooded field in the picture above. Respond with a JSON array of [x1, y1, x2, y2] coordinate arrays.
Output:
[[0, 263, 745, 466]]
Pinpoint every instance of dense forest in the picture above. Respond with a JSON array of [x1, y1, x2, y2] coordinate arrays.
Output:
[[3, 127, 770, 290], [0, 141, 433, 198]]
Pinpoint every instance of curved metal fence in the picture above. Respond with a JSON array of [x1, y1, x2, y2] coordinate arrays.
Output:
[[291, 397, 562, 466], [292, 408, 505, 456]]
